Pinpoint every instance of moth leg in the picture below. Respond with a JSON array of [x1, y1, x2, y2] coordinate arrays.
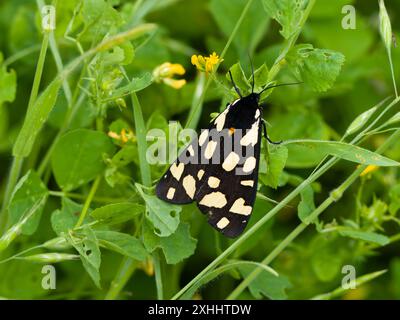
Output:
[[262, 119, 282, 145]]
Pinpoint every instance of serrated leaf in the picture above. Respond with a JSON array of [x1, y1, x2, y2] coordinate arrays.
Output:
[[90, 202, 145, 225], [239, 265, 291, 300], [262, 0, 308, 39], [286, 44, 345, 92], [143, 221, 197, 264], [8, 170, 48, 235], [95, 231, 147, 261], [51, 129, 115, 191], [139, 188, 181, 237], [283, 140, 400, 167], [265, 144, 288, 189], [67, 227, 101, 288], [338, 229, 390, 246], [51, 198, 83, 236]]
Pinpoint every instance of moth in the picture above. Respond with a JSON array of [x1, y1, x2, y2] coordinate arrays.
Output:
[[156, 69, 288, 238]]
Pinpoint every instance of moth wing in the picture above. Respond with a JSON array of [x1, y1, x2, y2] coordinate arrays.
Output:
[[155, 106, 232, 204], [195, 111, 263, 238]]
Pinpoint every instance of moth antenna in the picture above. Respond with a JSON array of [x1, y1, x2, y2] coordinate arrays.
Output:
[[229, 70, 242, 98], [248, 52, 255, 93], [258, 81, 303, 95]]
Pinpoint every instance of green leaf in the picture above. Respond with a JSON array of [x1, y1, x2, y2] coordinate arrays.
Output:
[[90, 202, 145, 225], [226, 63, 251, 95], [8, 170, 48, 235], [143, 221, 197, 264], [283, 140, 400, 167], [67, 227, 101, 288], [95, 231, 147, 261], [239, 265, 291, 300], [252, 63, 269, 93], [0, 52, 17, 105], [338, 229, 390, 246], [209, 0, 269, 56], [265, 144, 288, 189], [137, 185, 181, 237], [13, 78, 62, 157], [345, 100, 384, 135], [79, 0, 122, 40], [298, 185, 316, 223], [286, 44, 345, 92], [51, 129, 115, 191], [107, 73, 153, 100], [262, 0, 308, 39], [51, 198, 83, 236]]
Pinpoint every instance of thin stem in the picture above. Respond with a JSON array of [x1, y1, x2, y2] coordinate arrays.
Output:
[[74, 176, 101, 228], [153, 251, 164, 300], [104, 259, 138, 300], [388, 51, 398, 98], [184, 0, 255, 130]]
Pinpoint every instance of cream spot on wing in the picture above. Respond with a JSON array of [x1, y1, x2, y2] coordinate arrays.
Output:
[[216, 217, 230, 229], [182, 175, 196, 199], [166, 187, 175, 200], [240, 180, 254, 187], [207, 176, 220, 188], [214, 108, 229, 131], [197, 169, 205, 180], [229, 198, 252, 216], [255, 109, 260, 119], [187, 145, 195, 156], [170, 163, 184, 181], [199, 192, 227, 208], [204, 140, 217, 159], [240, 120, 259, 147], [222, 152, 240, 172], [199, 130, 209, 146], [243, 156, 256, 173]]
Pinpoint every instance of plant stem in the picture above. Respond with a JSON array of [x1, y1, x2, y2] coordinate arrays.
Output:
[[104, 259, 138, 300], [387, 51, 398, 98], [104, 83, 153, 300], [184, 0, 255, 130], [153, 251, 164, 300], [75, 176, 101, 228]]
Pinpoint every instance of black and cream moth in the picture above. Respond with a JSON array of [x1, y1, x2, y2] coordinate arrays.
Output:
[[155, 82, 274, 238]]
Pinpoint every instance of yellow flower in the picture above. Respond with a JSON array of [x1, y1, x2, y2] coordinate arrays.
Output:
[[360, 165, 379, 177], [108, 128, 135, 144], [153, 62, 186, 89], [191, 52, 222, 74]]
